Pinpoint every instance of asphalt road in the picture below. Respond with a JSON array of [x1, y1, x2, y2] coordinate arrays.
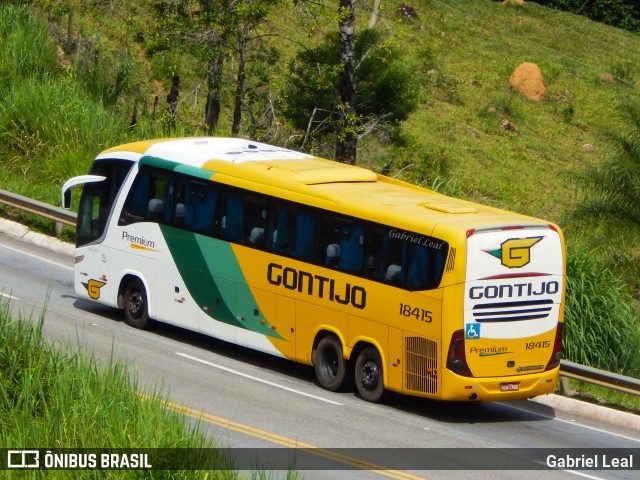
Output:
[[1, 220, 638, 480]]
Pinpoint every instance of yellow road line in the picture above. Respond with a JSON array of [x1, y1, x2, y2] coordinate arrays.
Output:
[[141, 394, 427, 480]]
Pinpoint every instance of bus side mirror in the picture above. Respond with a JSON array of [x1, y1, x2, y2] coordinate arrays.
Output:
[[61, 175, 106, 210], [63, 188, 72, 210]]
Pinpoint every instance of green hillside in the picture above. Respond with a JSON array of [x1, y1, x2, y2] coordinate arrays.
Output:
[[3, 1, 639, 219]]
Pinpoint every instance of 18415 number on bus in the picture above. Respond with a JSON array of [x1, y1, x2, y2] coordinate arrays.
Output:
[[399, 303, 433, 323]]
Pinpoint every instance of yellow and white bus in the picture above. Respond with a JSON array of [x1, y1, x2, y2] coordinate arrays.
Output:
[[62, 137, 565, 403]]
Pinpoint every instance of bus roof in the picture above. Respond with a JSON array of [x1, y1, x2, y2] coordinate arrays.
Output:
[[97, 137, 551, 234]]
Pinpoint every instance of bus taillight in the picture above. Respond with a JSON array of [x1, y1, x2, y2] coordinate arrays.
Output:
[[544, 322, 563, 371], [446, 329, 473, 377]]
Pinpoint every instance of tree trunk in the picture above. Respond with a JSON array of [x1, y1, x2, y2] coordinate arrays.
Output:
[[369, 0, 382, 29], [205, 52, 223, 135], [232, 21, 250, 137], [335, 0, 357, 165], [131, 84, 140, 127], [166, 75, 180, 131]]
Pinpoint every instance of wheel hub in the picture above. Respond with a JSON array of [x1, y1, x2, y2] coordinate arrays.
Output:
[[361, 360, 379, 390], [129, 292, 144, 318]]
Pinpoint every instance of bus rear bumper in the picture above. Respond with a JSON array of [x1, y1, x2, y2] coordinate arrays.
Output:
[[439, 368, 559, 401]]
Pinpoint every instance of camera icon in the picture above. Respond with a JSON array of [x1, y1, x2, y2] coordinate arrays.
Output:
[[7, 450, 39, 468]]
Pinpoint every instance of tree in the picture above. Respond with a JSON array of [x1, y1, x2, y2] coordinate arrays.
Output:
[[335, 0, 357, 164], [149, 0, 228, 133], [150, 0, 277, 135], [199, 0, 232, 134], [231, 0, 279, 137], [281, 29, 419, 152]]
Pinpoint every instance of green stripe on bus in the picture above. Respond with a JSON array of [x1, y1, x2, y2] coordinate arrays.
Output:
[[160, 225, 283, 339], [140, 156, 215, 180], [174, 164, 215, 180]]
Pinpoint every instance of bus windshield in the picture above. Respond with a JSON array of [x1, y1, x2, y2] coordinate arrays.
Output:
[[76, 159, 132, 247]]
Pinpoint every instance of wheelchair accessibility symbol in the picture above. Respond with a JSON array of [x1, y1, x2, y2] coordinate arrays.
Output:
[[465, 323, 481, 340]]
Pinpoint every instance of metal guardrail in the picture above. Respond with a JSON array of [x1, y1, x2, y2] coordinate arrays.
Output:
[[0, 188, 76, 226], [560, 360, 640, 397], [0, 188, 639, 397]]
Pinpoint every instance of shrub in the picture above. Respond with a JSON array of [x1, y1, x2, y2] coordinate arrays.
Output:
[[563, 248, 640, 377]]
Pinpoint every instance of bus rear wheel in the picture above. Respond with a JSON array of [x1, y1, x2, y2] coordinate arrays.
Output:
[[313, 336, 347, 391], [355, 346, 385, 403], [123, 278, 149, 329]]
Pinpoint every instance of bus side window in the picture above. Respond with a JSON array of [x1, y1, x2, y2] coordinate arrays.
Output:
[[293, 210, 316, 261], [368, 227, 405, 285], [145, 175, 172, 224], [385, 260, 403, 283], [316, 214, 365, 273], [338, 224, 365, 273], [119, 169, 150, 225], [384, 240, 406, 285], [147, 198, 165, 222], [221, 191, 243, 242], [244, 194, 268, 247], [267, 204, 295, 255], [171, 179, 186, 227], [267, 207, 286, 253], [365, 231, 382, 278], [407, 238, 448, 290], [184, 180, 217, 234], [266, 203, 316, 260], [175, 203, 185, 227], [318, 214, 343, 268]]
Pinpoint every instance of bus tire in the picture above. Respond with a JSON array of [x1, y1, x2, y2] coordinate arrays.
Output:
[[123, 278, 149, 329], [313, 336, 347, 391], [355, 346, 385, 403]]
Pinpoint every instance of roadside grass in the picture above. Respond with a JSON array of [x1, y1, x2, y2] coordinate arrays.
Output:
[[0, 73, 132, 184], [0, 2, 57, 86], [562, 379, 640, 417], [0, 300, 239, 478]]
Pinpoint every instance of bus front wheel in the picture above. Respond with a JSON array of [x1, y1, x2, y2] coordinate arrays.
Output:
[[313, 336, 347, 391], [355, 346, 385, 402], [123, 278, 149, 329]]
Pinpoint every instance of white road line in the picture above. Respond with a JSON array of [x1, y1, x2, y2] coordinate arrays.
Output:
[[176, 351, 344, 406], [0, 291, 19, 300], [503, 402, 640, 443], [0, 242, 73, 271], [563, 471, 607, 480]]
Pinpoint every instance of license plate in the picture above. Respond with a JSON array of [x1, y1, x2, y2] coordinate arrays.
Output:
[[500, 382, 520, 392]]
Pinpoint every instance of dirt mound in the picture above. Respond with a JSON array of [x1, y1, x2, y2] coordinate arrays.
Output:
[[508, 62, 546, 101]]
